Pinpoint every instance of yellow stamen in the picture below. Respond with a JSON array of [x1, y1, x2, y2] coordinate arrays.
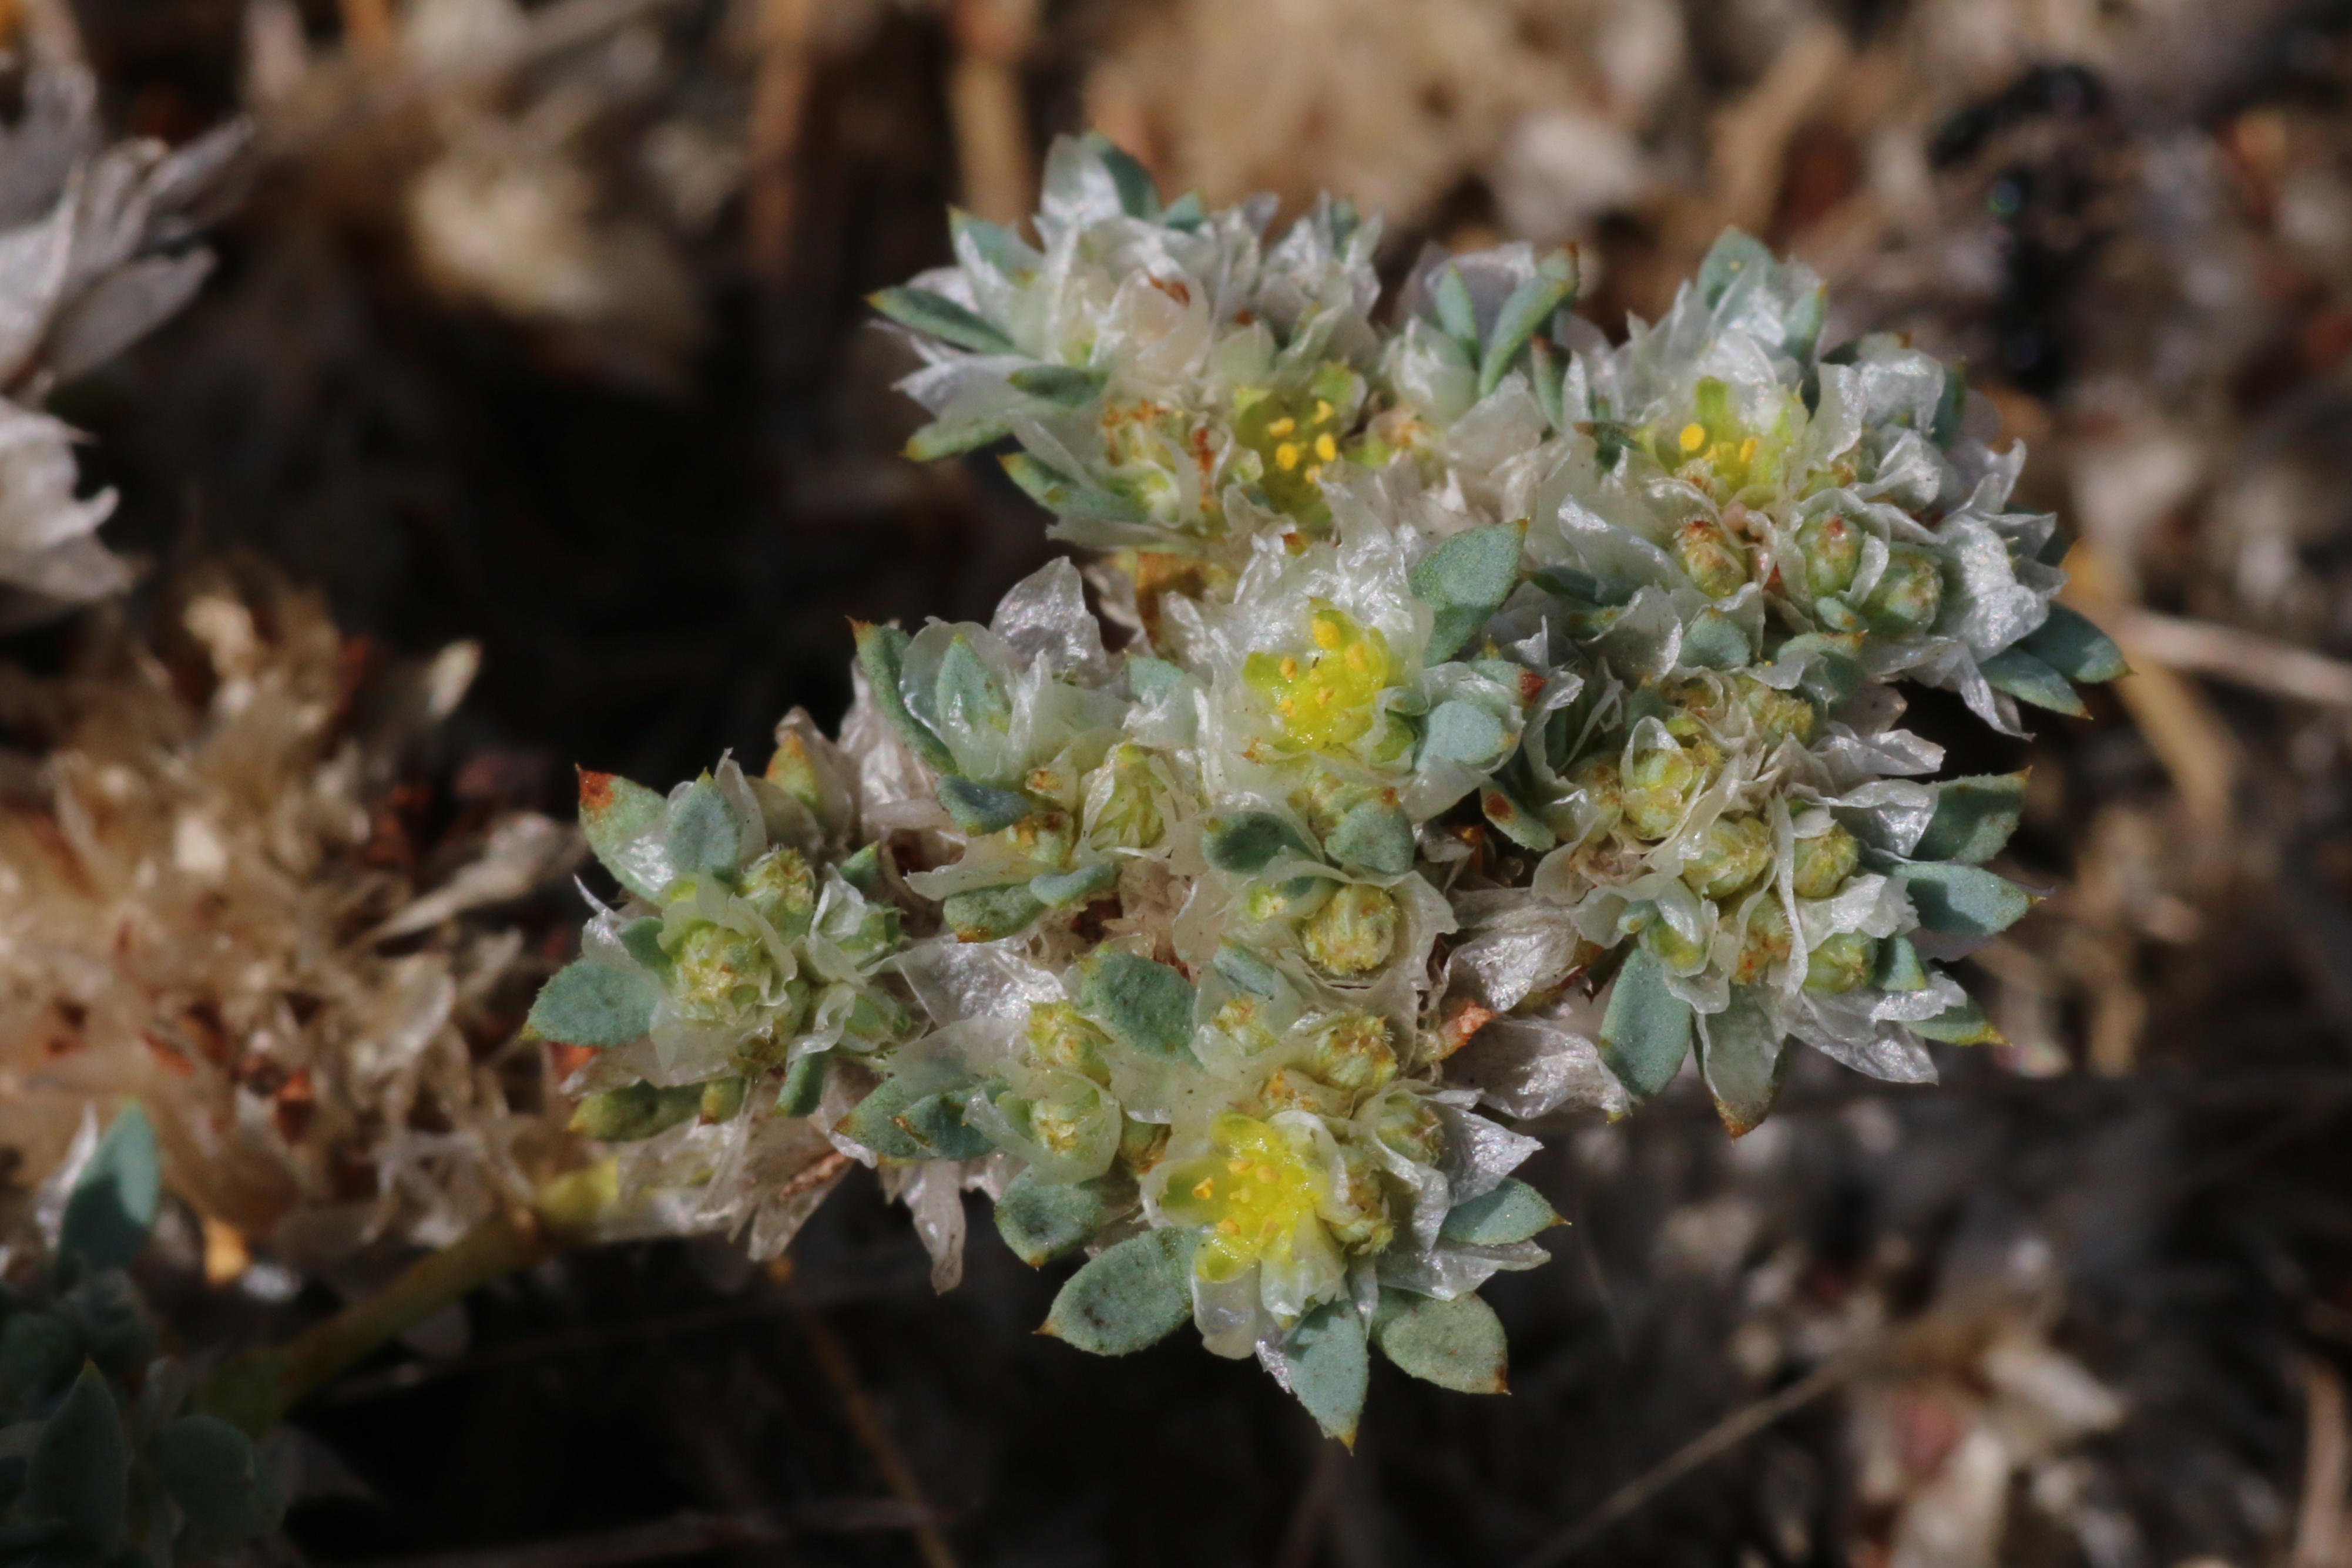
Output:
[[1314, 433, 1337, 462], [1304, 464, 1323, 483], [1277, 697, 1296, 715], [1276, 442, 1302, 471], [1217, 1218, 1240, 1235], [1311, 616, 1343, 650], [1192, 1177, 1216, 1200], [1740, 436, 1758, 464], [1679, 422, 1706, 454], [1268, 416, 1296, 437], [1280, 656, 1300, 679], [1344, 643, 1367, 671], [1227, 1157, 1250, 1173], [1313, 399, 1334, 422]]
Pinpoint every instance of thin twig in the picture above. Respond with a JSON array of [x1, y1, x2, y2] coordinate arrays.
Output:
[[331, 1499, 935, 1568], [1509, 1348, 1870, 1568], [2297, 1359, 2351, 1568], [946, 0, 1039, 224], [798, 1310, 963, 1568], [746, 0, 820, 274], [2103, 607, 2352, 710]]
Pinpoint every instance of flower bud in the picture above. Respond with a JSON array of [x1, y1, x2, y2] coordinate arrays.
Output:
[[1734, 675, 1817, 747], [1374, 1094, 1445, 1166], [1548, 755, 1623, 844], [1301, 882, 1398, 977], [1796, 513, 1861, 597], [1623, 738, 1703, 841], [1732, 898, 1793, 985], [1803, 930, 1877, 994], [1790, 824, 1861, 900], [1318, 1139, 1395, 1254], [1675, 519, 1749, 599], [1119, 1116, 1170, 1174], [1026, 1000, 1115, 1084], [1247, 874, 1336, 924], [1862, 545, 1942, 636], [1303, 1012, 1398, 1097], [1680, 812, 1774, 900], [667, 922, 773, 1025], [740, 846, 817, 939], [1084, 742, 1169, 850]]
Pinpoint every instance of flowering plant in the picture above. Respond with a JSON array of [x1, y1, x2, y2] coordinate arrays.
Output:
[[528, 135, 2119, 1442]]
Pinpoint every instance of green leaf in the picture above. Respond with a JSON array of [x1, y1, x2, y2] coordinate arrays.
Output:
[[526, 961, 657, 1049], [59, 1106, 159, 1274], [1698, 986, 1788, 1138], [1201, 812, 1317, 877], [1440, 1177, 1561, 1245], [1071, 951, 1196, 1062], [938, 775, 1033, 835], [836, 1079, 995, 1162], [1529, 336, 1566, 429], [1680, 608, 1753, 670], [1900, 861, 2034, 937], [1031, 862, 1120, 908], [1324, 798, 1415, 877], [1409, 524, 1524, 665], [904, 414, 1012, 462], [665, 778, 744, 880], [568, 1081, 703, 1142], [853, 622, 955, 775], [1281, 1301, 1369, 1445], [1007, 364, 1102, 405], [838, 843, 886, 899], [1914, 773, 2027, 865], [149, 1415, 284, 1546], [0, 1312, 78, 1406], [619, 916, 670, 977], [1372, 1290, 1507, 1394], [934, 634, 1012, 755], [868, 285, 1014, 354], [576, 768, 672, 901], [1696, 229, 1773, 310], [1478, 249, 1577, 396], [1432, 264, 1478, 355], [1874, 936, 1929, 992], [1912, 995, 2003, 1046], [1042, 1227, 1199, 1355], [2018, 603, 2127, 683], [1777, 633, 1863, 709], [993, 1169, 1125, 1266], [999, 454, 1150, 526], [1211, 942, 1287, 999], [1083, 132, 1162, 217], [1980, 646, 2087, 717], [776, 1051, 829, 1117], [942, 884, 1046, 942], [1423, 700, 1510, 767], [1599, 945, 1693, 1100], [1480, 785, 1558, 853], [28, 1366, 128, 1554], [62, 1274, 151, 1376]]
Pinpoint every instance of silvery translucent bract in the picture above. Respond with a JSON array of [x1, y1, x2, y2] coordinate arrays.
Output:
[[533, 135, 2120, 1442]]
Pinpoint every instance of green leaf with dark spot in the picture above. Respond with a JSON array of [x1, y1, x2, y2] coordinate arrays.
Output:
[[1481, 785, 1558, 853], [527, 961, 657, 1049], [1000, 454, 1150, 525], [1698, 986, 1788, 1138], [1915, 773, 2027, 865], [1439, 1178, 1560, 1245], [1410, 524, 1524, 665], [568, 1081, 703, 1142], [1202, 812, 1317, 877], [149, 1415, 284, 1547], [903, 414, 1012, 461], [853, 622, 955, 774], [993, 1169, 1126, 1266], [1432, 265, 1478, 355], [1325, 798, 1415, 875], [836, 1078, 994, 1162], [1980, 646, 2087, 717], [1042, 1228, 1199, 1355], [59, 1106, 158, 1274], [942, 884, 1046, 942], [1072, 951, 1197, 1062], [1912, 995, 2003, 1046], [1372, 1290, 1507, 1394], [28, 1366, 128, 1554], [1478, 250, 1577, 396], [577, 768, 670, 901], [938, 775, 1033, 834], [1599, 945, 1693, 1100], [1900, 862, 2034, 937], [868, 286, 1014, 354], [2018, 603, 2126, 683], [1007, 364, 1102, 405], [1281, 1301, 1369, 1445], [1032, 862, 1120, 908]]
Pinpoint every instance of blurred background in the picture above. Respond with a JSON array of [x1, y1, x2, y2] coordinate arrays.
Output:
[[19, 0, 2352, 1563]]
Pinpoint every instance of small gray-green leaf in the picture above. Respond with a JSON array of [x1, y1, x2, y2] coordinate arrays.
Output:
[[1211, 942, 1289, 1000], [1915, 773, 2027, 865], [0, 1312, 78, 1405], [1599, 945, 1693, 1100], [1432, 264, 1478, 354], [60, 1105, 159, 1273], [1072, 950, 1196, 1061], [837, 1079, 995, 1162], [1372, 1290, 1508, 1394], [1480, 784, 1558, 852], [666, 779, 744, 881], [578, 768, 672, 901], [939, 775, 1033, 835], [776, 1051, 829, 1117], [619, 917, 670, 977], [868, 285, 1014, 354], [1324, 798, 1415, 876], [527, 961, 657, 1049], [854, 622, 955, 775], [568, 1081, 703, 1142], [904, 413, 1012, 462], [934, 633, 1012, 750], [1980, 646, 2086, 717], [1202, 812, 1317, 877], [1698, 986, 1787, 1138], [1424, 700, 1510, 767], [1031, 862, 1120, 908], [1000, 454, 1150, 525], [1007, 364, 1101, 405], [149, 1415, 284, 1545], [1900, 862, 2034, 937], [1680, 609, 1753, 670], [1874, 936, 1929, 992], [1085, 133, 1162, 218], [2018, 603, 2128, 683], [1529, 336, 1567, 430], [1478, 250, 1577, 396], [942, 884, 1047, 942], [1409, 525, 1524, 665], [1439, 1178, 1560, 1245], [28, 1365, 129, 1553], [1282, 1301, 1369, 1445], [1042, 1228, 1200, 1355], [994, 1169, 1125, 1266], [1912, 995, 2003, 1046]]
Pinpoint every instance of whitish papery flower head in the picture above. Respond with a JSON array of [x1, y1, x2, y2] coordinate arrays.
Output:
[[529, 134, 2121, 1443]]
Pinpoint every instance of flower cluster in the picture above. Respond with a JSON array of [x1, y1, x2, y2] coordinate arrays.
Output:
[[531, 135, 2120, 1441]]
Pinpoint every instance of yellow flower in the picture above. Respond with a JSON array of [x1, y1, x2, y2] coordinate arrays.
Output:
[[1243, 601, 1398, 754], [1160, 1113, 1328, 1284]]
